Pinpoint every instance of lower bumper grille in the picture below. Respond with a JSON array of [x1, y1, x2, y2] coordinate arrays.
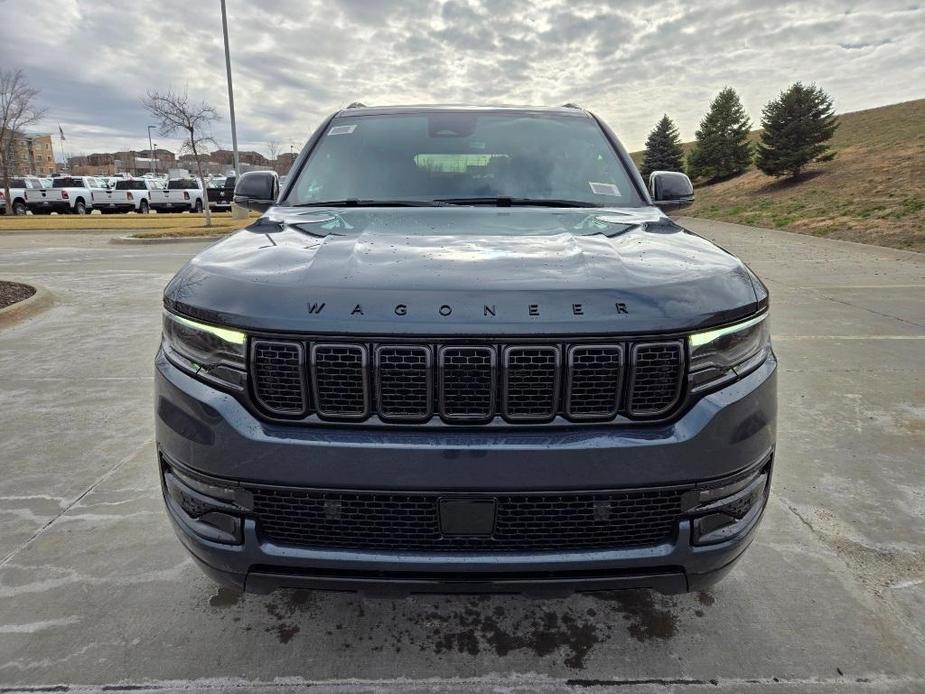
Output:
[[249, 487, 685, 552]]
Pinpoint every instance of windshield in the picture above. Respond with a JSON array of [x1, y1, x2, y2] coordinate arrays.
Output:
[[285, 111, 642, 208]]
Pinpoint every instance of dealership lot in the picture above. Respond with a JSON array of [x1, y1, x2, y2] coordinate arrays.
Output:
[[0, 220, 923, 692]]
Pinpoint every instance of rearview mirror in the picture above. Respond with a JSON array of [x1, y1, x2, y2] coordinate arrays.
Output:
[[649, 171, 694, 212], [233, 171, 279, 212]]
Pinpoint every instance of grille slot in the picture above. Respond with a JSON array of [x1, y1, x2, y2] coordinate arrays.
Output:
[[566, 345, 624, 419], [251, 340, 306, 415], [628, 342, 685, 417], [311, 344, 369, 419], [439, 346, 496, 422], [503, 346, 560, 421], [250, 487, 685, 551], [375, 345, 432, 421]]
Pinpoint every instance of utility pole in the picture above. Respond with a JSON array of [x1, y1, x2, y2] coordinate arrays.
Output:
[[147, 125, 156, 175], [221, 0, 239, 177]]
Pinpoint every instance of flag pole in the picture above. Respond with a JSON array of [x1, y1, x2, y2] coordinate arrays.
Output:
[[57, 123, 66, 173]]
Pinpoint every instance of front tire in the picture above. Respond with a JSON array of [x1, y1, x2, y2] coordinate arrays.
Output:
[[194, 199, 203, 213], [139, 200, 150, 214], [73, 200, 87, 215], [13, 201, 27, 216]]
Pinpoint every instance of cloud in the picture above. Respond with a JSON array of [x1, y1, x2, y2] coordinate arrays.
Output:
[[0, 0, 922, 160]]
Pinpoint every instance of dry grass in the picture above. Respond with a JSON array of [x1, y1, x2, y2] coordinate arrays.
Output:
[[0, 211, 257, 233], [633, 99, 925, 252], [128, 227, 237, 239]]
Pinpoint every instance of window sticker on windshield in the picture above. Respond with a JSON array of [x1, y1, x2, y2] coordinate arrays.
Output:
[[328, 124, 357, 136], [589, 182, 621, 196]]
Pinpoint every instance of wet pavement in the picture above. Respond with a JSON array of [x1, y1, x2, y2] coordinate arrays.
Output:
[[0, 220, 923, 692]]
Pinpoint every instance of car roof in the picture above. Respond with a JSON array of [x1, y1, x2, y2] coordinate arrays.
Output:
[[333, 104, 592, 119]]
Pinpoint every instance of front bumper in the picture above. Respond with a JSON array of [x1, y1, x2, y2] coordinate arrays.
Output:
[[155, 351, 776, 595]]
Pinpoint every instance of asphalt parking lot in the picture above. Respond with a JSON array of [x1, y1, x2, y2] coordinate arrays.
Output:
[[0, 219, 923, 693]]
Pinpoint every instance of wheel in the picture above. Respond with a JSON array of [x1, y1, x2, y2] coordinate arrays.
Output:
[[73, 200, 87, 215], [13, 200, 27, 216], [139, 200, 149, 214], [194, 199, 203, 213]]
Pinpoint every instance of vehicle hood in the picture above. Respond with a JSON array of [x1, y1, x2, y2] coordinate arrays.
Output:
[[164, 206, 761, 335]]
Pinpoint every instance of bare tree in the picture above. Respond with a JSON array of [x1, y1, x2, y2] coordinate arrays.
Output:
[[142, 88, 219, 226], [0, 69, 47, 214], [265, 140, 280, 173]]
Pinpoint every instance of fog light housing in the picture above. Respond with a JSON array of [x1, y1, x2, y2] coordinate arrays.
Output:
[[689, 466, 770, 546], [163, 467, 244, 545]]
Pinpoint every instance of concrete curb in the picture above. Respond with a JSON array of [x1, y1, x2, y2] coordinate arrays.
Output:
[[109, 234, 225, 245], [0, 281, 53, 328]]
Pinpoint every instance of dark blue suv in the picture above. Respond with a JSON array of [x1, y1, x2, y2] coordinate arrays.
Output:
[[155, 105, 776, 596]]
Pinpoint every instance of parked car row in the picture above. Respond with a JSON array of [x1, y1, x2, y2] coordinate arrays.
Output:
[[2, 173, 236, 215]]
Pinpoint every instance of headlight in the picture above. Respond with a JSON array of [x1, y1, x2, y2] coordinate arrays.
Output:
[[688, 312, 770, 393], [162, 311, 247, 390]]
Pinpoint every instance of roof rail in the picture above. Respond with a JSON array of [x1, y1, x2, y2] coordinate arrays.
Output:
[[345, 102, 367, 109], [561, 102, 582, 109]]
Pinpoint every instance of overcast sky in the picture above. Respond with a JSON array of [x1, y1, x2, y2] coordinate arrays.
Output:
[[1, 0, 922, 160]]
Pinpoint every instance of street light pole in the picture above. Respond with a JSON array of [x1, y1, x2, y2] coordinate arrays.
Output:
[[221, 0, 240, 178], [147, 125, 156, 176]]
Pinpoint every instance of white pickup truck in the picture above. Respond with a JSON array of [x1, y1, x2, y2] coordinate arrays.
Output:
[[92, 178, 163, 214], [1, 177, 45, 215], [148, 178, 205, 213], [25, 176, 107, 214]]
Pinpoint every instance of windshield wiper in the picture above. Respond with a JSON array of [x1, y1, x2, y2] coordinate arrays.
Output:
[[291, 199, 446, 207], [434, 197, 598, 208]]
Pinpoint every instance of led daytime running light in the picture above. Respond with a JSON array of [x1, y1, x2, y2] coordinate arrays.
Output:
[[171, 314, 245, 346], [689, 312, 767, 348]]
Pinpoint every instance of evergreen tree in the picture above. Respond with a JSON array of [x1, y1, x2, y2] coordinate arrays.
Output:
[[687, 87, 752, 181], [756, 82, 838, 178], [640, 114, 685, 179]]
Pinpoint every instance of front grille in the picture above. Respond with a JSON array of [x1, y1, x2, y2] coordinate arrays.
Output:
[[251, 338, 686, 424], [250, 487, 685, 551]]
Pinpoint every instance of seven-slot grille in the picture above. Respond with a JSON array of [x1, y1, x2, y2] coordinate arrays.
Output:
[[249, 487, 685, 551], [251, 339, 686, 424]]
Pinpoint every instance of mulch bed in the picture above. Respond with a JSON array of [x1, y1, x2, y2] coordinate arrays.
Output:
[[0, 281, 36, 310]]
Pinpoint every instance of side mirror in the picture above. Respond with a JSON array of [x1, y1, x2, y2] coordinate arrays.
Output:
[[233, 171, 279, 212], [649, 171, 694, 212]]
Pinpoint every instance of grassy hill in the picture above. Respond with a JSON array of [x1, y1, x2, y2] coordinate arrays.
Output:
[[631, 99, 925, 252]]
